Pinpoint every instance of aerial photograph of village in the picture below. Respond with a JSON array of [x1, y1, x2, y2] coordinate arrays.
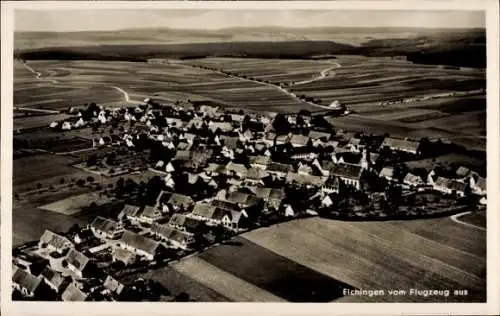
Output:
[[10, 8, 487, 303]]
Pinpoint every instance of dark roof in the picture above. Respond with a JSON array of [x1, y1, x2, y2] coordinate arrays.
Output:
[[41, 267, 66, 289], [151, 223, 192, 244], [267, 162, 292, 174], [66, 249, 90, 272], [329, 163, 363, 180], [90, 216, 119, 234], [191, 203, 218, 219], [211, 199, 240, 211], [141, 205, 161, 219], [168, 214, 203, 230], [246, 167, 269, 180], [120, 230, 159, 255], [62, 283, 88, 301], [168, 193, 194, 207], [12, 267, 42, 294], [39, 230, 72, 249], [308, 131, 331, 141], [435, 177, 468, 192], [111, 247, 136, 264], [456, 166, 473, 177], [324, 175, 340, 188], [220, 136, 239, 149]]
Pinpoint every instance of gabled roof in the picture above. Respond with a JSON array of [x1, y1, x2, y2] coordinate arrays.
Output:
[[308, 131, 331, 141], [226, 162, 248, 175], [103, 275, 125, 295], [40, 267, 66, 289], [205, 163, 226, 174], [379, 167, 394, 178], [141, 205, 161, 219], [39, 230, 72, 250], [404, 173, 424, 184], [211, 199, 240, 211], [286, 172, 325, 186], [382, 137, 420, 152], [62, 283, 88, 301], [220, 135, 239, 149], [111, 247, 136, 264], [192, 203, 218, 219], [246, 167, 269, 180], [434, 177, 468, 192], [249, 155, 271, 166], [66, 249, 90, 272], [120, 230, 159, 256], [12, 267, 42, 294], [209, 122, 233, 132], [168, 214, 203, 230], [90, 217, 120, 234], [324, 175, 340, 188], [168, 193, 194, 207], [329, 163, 363, 180], [226, 191, 263, 207], [267, 162, 292, 174], [289, 134, 309, 146], [174, 150, 191, 161], [456, 166, 473, 178], [120, 204, 141, 218]]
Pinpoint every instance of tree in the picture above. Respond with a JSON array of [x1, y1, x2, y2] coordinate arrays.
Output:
[[87, 176, 95, 183], [272, 114, 291, 135], [87, 154, 98, 167], [60, 178, 65, 184], [36, 183, 42, 190], [76, 179, 86, 187]]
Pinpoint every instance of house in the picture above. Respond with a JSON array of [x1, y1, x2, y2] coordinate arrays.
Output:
[[403, 173, 425, 188], [289, 134, 310, 148], [111, 246, 136, 266], [209, 121, 233, 133], [225, 191, 263, 210], [433, 177, 468, 197], [65, 249, 91, 279], [167, 193, 195, 213], [284, 205, 295, 217], [308, 131, 331, 142], [381, 137, 421, 155], [245, 187, 284, 212], [189, 203, 219, 225], [12, 266, 44, 298], [61, 282, 88, 302], [249, 156, 271, 170], [225, 162, 248, 178], [89, 216, 124, 239], [286, 172, 325, 187], [189, 203, 248, 230], [328, 163, 363, 190], [139, 205, 163, 224], [150, 224, 195, 250], [470, 175, 486, 196], [322, 176, 340, 194], [118, 204, 141, 223], [168, 214, 204, 234], [118, 230, 159, 261], [266, 162, 293, 179], [174, 150, 191, 162], [219, 135, 240, 150], [245, 167, 269, 185], [40, 267, 70, 293], [38, 230, 73, 255], [321, 195, 334, 207], [103, 275, 126, 297], [379, 167, 395, 181]]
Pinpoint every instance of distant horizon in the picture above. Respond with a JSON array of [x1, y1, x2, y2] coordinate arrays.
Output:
[[15, 25, 487, 34], [15, 10, 485, 32]]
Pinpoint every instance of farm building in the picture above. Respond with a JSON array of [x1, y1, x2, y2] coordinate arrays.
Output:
[[308, 131, 331, 142], [189, 203, 248, 230], [40, 267, 70, 293], [139, 205, 163, 224], [328, 163, 363, 190], [65, 249, 91, 279], [89, 216, 124, 239], [103, 275, 126, 297], [245, 167, 269, 185], [379, 167, 395, 181], [12, 266, 44, 298], [403, 173, 425, 188], [381, 137, 421, 155], [433, 177, 468, 197], [118, 230, 159, 261], [249, 156, 271, 170], [289, 134, 310, 148], [168, 214, 204, 234], [111, 246, 136, 266], [286, 172, 325, 188], [245, 186, 284, 212], [150, 224, 195, 250], [38, 230, 73, 255], [61, 282, 88, 302], [266, 162, 293, 179], [118, 204, 142, 223]]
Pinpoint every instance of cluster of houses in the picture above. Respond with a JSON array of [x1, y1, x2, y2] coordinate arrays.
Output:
[[17, 98, 486, 301]]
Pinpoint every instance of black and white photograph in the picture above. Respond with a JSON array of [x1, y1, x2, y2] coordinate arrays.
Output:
[[1, 1, 499, 315]]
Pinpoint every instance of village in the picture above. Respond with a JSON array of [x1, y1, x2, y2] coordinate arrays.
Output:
[[12, 97, 487, 301]]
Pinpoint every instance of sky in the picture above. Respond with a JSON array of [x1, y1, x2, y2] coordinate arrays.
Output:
[[15, 9, 485, 32]]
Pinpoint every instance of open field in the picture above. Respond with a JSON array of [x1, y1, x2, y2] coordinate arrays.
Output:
[[162, 216, 485, 302], [458, 211, 486, 229], [39, 191, 113, 215], [13, 154, 81, 187]]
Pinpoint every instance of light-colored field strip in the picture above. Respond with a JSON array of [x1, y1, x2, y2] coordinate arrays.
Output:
[[450, 211, 486, 232], [172, 256, 286, 302]]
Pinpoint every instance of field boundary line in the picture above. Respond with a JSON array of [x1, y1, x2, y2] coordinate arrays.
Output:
[[450, 211, 486, 232]]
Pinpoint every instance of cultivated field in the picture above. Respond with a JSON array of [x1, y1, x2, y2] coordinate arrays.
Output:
[[163, 216, 485, 302], [39, 191, 113, 215]]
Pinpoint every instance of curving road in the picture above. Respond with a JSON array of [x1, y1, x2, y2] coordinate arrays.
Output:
[[181, 61, 343, 112], [450, 211, 486, 231], [293, 62, 341, 86], [22, 62, 142, 105]]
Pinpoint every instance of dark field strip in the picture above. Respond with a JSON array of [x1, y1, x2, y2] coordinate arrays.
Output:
[[457, 211, 487, 230], [198, 236, 355, 302], [137, 265, 231, 302]]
